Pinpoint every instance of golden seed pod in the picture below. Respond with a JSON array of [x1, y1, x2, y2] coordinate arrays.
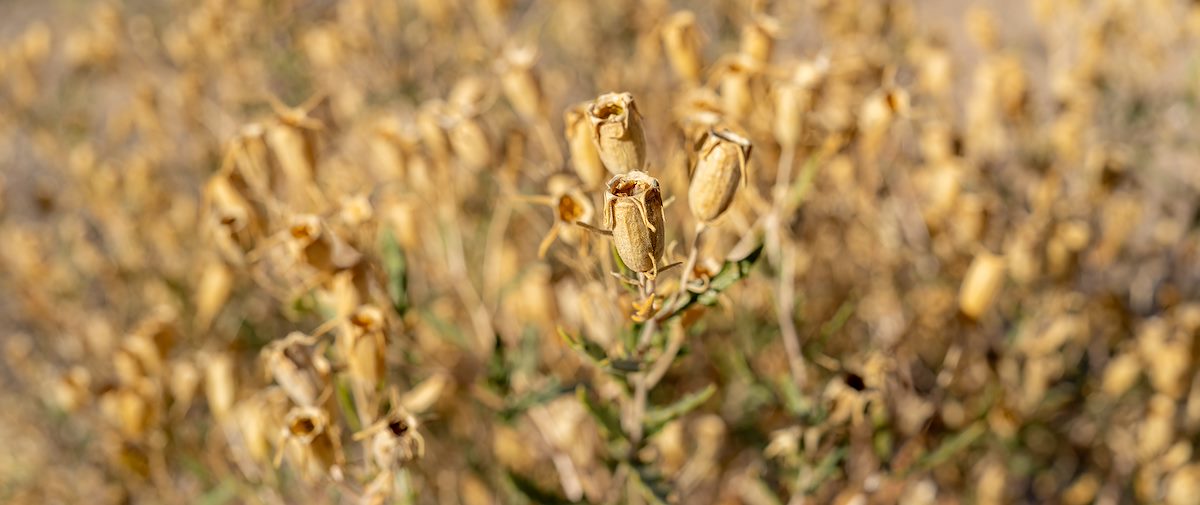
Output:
[[688, 128, 751, 223], [498, 44, 543, 120], [564, 102, 607, 188], [715, 54, 758, 121], [959, 251, 1006, 319], [203, 351, 236, 421], [447, 111, 492, 172], [773, 82, 806, 148], [264, 332, 321, 407], [661, 11, 704, 83], [740, 15, 780, 65], [588, 92, 647, 175], [604, 171, 665, 273]]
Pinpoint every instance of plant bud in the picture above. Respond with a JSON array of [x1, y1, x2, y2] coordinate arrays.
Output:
[[588, 92, 647, 175], [661, 11, 703, 83], [604, 171, 665, 273], [689, 128, 751, 223], [564, 102, 607, 188]]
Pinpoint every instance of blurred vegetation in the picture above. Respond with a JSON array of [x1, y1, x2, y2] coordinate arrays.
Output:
[[2, 0, 1200, 504]]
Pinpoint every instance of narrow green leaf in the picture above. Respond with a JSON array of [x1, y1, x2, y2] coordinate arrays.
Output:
[[912, 422, 986, 473], [644, 384, 716, 435], [577, 385, 625, 441], [630, 460, 672, 505], [380, 228, 410, 316]]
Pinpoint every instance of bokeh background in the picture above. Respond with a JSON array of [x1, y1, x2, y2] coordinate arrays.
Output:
[[2, 0, 1200, 504]]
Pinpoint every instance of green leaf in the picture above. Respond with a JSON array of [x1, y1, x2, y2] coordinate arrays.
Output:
[[686, 242, 764, 310], [644, 384, 716, 435], [911, 422, 987, 474], [577, 385, 625, 441], [799, 447, 847, 495], [629, 460, 672, 505], [558, 327, 608, 364], [380, 228, 410, 316], [334, 376, 362, 432], [500, 380, 569, 420]]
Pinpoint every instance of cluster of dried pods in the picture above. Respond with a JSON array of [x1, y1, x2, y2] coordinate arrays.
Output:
[[2, 0, 1200, 504]]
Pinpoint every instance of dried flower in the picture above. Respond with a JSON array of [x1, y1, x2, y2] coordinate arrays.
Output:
[[603, 171, 665, 274], [688, 127, 751, 223], [588, 92, 647, 175]]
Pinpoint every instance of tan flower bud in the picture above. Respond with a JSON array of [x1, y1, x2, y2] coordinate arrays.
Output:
[[564, 102, 607, 188], [661, 11, 704, 83], [604, 171, 666, 273], [588, 92, 647, 175], [688, 128, 751, 223]]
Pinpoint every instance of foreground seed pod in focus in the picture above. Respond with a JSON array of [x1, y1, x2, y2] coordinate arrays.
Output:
[[588, 92, 647, 175], [603, 171, 665, 273], [689, 127, 751, 223]]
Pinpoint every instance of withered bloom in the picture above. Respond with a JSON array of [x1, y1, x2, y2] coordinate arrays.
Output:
[[604, 171, 665, 274], [688, 127, 751, 223], [588, 92, 647, 175]]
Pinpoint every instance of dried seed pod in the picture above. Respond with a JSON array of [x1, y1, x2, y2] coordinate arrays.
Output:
[[564, 102, 607, 188], [688, 128, 751, 223], [344, 305, 387, 387], [959, 251, 1006, 319], [263, 332, 323, 407], [289, 214, 363, 272], [283, 405, 345, 481], [715, 54, 758, 121], [498, 44, 543, 120], [661, 11, 704, 83], [203, 351, 236, 421], [195, 259, 232, 332], [588, 92, 647, 175], [740, 15, 780, 65], [446, 110, 492, 172], [369, 409, 425, 469], [604, 171, 666, 273]]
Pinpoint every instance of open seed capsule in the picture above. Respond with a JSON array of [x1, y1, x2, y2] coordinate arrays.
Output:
[[604, 171, 665, 273]]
